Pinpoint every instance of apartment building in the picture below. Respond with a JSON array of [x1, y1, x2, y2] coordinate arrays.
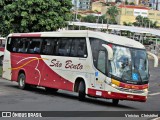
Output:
[[150, 0, 160, 10], [117, 5, 160, 26], [72, 0, 91, 10]]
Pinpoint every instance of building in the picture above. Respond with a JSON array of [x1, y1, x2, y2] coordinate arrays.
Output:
[[150, 0, 160, 10], [72, 0, 91, 10], [138, 0, 150, 6], [117, 5, 160, 26], [91, 0, 106, 12], [72, 0, 80, 10]]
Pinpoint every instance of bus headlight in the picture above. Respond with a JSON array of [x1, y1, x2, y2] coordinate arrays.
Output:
[[143, 88, 148, 92], [111, 84, 116, 88]]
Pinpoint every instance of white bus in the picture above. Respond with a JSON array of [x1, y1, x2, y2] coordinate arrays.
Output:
[[2, 30, 156, 105]]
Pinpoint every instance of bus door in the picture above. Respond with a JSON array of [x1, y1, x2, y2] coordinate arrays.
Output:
[[91, 50, 107, 90]]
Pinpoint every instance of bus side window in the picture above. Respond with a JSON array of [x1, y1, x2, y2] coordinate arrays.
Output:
[[70, 40, 78, 57], [18, 41, 23, 52], [42, 38, 57, 55], [70, 38, 87, 58], [97, 51, 106, 74], [10, 38, 19, 52], [27, 38, 41, 54], [77, 39, 87, 57], [56, 38, 72, 56]]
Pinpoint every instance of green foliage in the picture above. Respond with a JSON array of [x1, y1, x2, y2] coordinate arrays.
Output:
[[106, 6, 119, 24], [123, 22, 132, 26], [125, 0, 128, 5], [134, 15, 158, 28], [81, 14, 108, 24], [129, 2, 135, 5], [0, 0, 72, 36], [82, 15, 96, 23]]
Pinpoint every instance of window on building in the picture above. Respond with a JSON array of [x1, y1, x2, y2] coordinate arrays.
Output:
[[149, 13, 154, 16], [157, 13, 160, 16]]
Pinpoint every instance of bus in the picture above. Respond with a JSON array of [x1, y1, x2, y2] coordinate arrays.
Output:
[[0, 37, 6, 65], [2, 30, 157, 105]]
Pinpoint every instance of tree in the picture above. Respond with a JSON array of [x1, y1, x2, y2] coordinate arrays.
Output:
[[0, 0, 72, 36], [81, 15, 97, 23], [135, 15, 143, 26], [129, 2, 135, 5], [125, 0, 128, 5], [106, 6, 119, 24], [151, 21, 158, 28], [99, 15, 107, 24], [123, 22, 132, 26], [143, 17, 150, 27], [134, 15, 158, 28]]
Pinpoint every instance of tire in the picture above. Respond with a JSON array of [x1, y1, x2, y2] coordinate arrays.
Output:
[[45, 87, 58, 93], [112, 99, 119, 105], [18, 73, 28, 90], [78, 81, 86, 101]]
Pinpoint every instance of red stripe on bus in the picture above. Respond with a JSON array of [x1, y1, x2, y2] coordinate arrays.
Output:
[[12, 33, 41, 37]]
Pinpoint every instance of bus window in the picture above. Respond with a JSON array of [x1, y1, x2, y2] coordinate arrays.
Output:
[[70, 38, 87, 58], [42, 38, 57, 55], [56, 38, 72, 56], [8, 38, 20, 52], [77, 39, 87, 57], [90, 38, 107, 67], [70, 40, 78, 57], [28, 38, 41, 54], [97, 51, 106, 74]]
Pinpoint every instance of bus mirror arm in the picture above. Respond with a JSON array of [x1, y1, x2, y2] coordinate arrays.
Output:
[[147, 51, 158, 67], [102, 44, 113, 60]]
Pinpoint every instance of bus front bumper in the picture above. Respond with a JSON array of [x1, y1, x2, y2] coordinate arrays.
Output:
[[88, 88, 147, 102]]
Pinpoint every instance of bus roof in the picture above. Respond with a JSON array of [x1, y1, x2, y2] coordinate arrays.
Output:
[[8, 30, 145, 49]]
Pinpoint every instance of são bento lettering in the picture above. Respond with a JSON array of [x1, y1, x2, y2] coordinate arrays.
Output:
[[50, 59, 83, 70]]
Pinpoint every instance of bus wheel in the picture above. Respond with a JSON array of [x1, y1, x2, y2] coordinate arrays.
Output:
[[18, 73, 28, 90], [112, 99, 119, 105], [78, 81, 86, 101], [45, 87, 58, 93]]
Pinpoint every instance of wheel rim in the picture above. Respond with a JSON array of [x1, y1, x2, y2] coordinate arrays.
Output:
[[19, 77, 24, 87]]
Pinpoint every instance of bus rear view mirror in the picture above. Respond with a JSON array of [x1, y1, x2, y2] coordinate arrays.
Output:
[[147, 51, 158, 67], [102, 44, 113, 60]]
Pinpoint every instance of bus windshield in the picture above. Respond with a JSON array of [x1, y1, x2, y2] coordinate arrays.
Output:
[[110, 45, 149, 83]]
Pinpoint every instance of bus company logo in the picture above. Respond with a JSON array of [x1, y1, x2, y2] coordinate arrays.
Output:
[[1, 112, 42, 117], [2, 112, 11, 117], [50, 59, 83, 70]]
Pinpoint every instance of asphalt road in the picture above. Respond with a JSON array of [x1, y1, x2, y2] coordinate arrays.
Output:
[[0, 60, 159, 119]]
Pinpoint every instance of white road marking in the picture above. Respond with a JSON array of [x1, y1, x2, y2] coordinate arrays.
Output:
[[149, 92, 160, 96]]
